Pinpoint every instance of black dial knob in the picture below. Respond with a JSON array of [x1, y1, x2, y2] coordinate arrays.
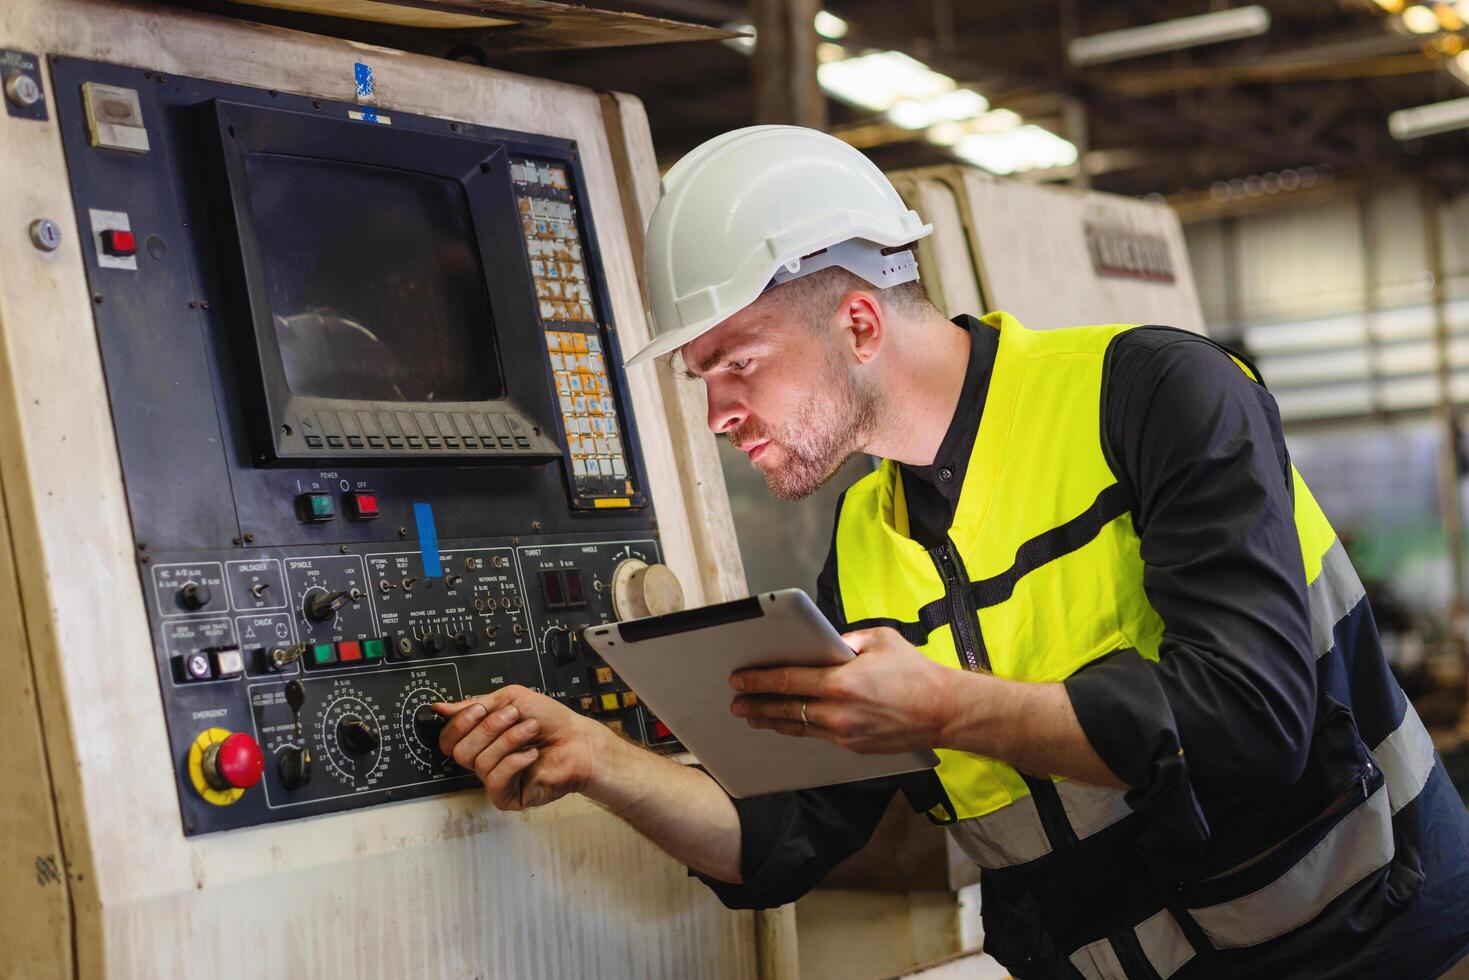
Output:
[[452, 629, 478, 653], [305, 588, 355, 622], [545, 626, 579, 665], [422, 632, 448, 656], [178, 582, 212, 611], [337, 715, 380, 755], [278, 745, 312, 789], [413, 704, 449, 753]]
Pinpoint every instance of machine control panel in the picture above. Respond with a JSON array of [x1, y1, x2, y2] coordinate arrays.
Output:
[[147, 535, 679, 833], [53, 58, 690, 835]]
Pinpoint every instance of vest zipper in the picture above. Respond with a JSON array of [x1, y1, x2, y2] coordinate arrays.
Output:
[[931, 539, 989, 672]]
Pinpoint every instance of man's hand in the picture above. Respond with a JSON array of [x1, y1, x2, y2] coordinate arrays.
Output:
[[435, 684, 747, 883], [434, 685, 609, 811], [729, 626, 956, 754]]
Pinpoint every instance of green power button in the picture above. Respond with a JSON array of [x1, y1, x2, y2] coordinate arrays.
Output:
[[298, 492, 335, 522]]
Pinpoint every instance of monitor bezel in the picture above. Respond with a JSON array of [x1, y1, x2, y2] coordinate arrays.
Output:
[[207, 99, 562, 465]]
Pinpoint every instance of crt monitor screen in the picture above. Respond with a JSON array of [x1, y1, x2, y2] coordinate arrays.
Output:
[[243, 153, 505, 403]]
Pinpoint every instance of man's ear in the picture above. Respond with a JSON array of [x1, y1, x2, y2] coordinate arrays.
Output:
[[838, 289, 884, 364]]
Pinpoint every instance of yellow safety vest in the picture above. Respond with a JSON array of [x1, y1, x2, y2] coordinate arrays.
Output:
[[834, 312, 1342, 819]]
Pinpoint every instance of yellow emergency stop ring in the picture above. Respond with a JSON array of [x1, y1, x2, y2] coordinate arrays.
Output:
[[188, 727, 245, 806]]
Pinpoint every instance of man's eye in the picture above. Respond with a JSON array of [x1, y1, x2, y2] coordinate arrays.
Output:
[[728, 359, 752, 372]]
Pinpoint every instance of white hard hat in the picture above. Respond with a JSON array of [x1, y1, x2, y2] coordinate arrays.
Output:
[[626, 125, 932, 366]]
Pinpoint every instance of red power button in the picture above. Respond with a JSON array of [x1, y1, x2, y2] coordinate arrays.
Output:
[[206, 732, 264, 790], [100, 228, 137, 257]]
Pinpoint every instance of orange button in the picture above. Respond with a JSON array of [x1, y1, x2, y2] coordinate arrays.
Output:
[[593, 666, 614, 685], [621, 691, 639, 708]]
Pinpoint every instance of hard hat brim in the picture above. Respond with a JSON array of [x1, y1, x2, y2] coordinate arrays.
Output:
[[625, 225, 933, 367]]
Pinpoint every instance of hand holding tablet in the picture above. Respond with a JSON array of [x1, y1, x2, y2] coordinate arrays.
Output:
[[582, 589, 939, 798]]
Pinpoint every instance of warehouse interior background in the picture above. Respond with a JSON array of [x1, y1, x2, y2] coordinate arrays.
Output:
[[464, 0, 1469, 785], [8, 0, 1469, 976]]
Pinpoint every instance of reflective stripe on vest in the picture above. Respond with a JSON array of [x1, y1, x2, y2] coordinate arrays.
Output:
[[1308, 538, 1366, 659], [948, 779, 1131, 870], [1070, 910, 1196, 980]]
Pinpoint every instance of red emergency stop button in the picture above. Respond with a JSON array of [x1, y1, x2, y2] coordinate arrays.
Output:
[[100, 228, 137, 257], [203, 731, 263, 791]]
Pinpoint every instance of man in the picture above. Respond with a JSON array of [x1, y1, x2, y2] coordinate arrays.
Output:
[[436, 126, 1469, 978]]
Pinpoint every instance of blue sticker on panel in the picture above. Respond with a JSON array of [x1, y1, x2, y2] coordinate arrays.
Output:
[[353, 62, 374, 100], [413, 502, 442, 577]]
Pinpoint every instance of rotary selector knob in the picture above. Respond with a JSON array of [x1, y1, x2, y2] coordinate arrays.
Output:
[[544, 626, 578, 665], [422, 632, 448, 656], [278, 745, 312, 790], [337, 715, 380, 755], [451, 630, 478, 653], [413, 704, 449, 753], [610, 560, 685, 620], [178, 582, 212, 611], [201, 732, 263, 791]]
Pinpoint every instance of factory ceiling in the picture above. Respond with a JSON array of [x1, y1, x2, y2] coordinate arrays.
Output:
[[171, 0, 1469, 205]]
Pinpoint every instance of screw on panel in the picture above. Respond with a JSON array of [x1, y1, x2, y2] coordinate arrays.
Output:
[[340, 545, 349, 554], [397, 526, 407, 537], [531, 521, 543, 532], [200, 301, 210, 310], [243, 532, 254, 543], [188, 300, 196, 309]]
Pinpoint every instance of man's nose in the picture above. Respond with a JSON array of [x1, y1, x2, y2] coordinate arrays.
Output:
[[706, 387, 746, 435]]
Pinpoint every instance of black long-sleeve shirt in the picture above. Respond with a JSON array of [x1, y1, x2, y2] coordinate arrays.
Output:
[[700, 315, 1315, 908]]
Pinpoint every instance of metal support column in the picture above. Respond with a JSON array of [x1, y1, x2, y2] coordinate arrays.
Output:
[[752, 0, 826, 129]]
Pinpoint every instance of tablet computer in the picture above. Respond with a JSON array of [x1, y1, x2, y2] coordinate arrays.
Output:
[[582, 589, 939, 798]]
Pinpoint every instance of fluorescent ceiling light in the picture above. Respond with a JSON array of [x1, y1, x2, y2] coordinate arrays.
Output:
[[721, 21, 755, 53], [818, 51, 955, 112], [1067, 6, 1271, 66], [814, 10, 848, 39], [1389, 95, 1469, 138], [1451, 49, 1469, 86], [886, 88, 989, 129], [953, 125, 1078, 176], [1400, 4, 1442, 32]]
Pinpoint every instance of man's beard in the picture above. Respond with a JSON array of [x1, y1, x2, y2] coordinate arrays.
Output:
[[730, 358, 879, 501]]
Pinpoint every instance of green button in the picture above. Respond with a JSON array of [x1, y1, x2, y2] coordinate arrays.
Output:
[[362, 637, 385, 660], [311, 642, 335, 666], [309, 494, 334, 518]]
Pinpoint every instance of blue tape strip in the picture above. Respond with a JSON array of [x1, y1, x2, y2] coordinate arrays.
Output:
[[354, 62, 374, 99], [413, 503, 442, 577], [360, 108, 379, 124]]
